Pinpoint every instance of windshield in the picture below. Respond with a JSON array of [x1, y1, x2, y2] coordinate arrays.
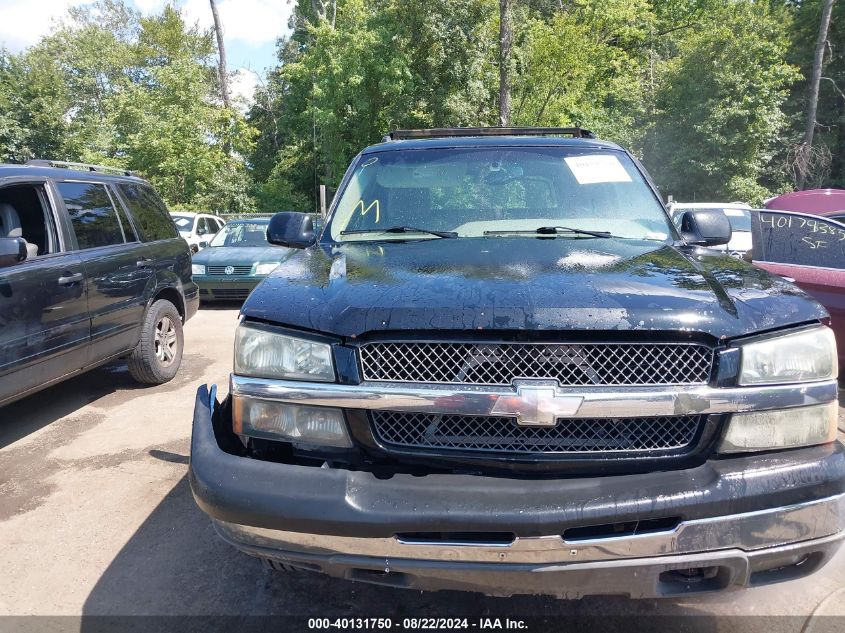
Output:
[[208, 222, 269, 247], [723, 208, 751, 232], [171, 215, 193, 231], [328, 147, 672, 242]]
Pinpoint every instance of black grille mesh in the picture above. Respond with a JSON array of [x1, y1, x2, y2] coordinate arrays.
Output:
[[371, 412, 704, 454], [360, 342, 713, 386], [210, 288, 251, 299]]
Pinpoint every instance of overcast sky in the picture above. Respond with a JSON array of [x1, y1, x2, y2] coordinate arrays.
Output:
[[0, 0, 295, 104]]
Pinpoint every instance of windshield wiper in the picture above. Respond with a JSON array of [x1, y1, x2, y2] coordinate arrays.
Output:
[[483, 226, 614, 238], [341, 226, 457, 239]]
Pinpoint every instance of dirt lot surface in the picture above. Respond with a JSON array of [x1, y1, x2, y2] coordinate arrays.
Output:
[[1, 306, 845, 631]]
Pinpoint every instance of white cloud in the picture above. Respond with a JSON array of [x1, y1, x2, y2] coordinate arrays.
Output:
[[230, 67, 260, 109], [0, 0, 293, 53], [131, 0, 164, 12], [179, 0, 293, 48], [0, 0, 96, 52]]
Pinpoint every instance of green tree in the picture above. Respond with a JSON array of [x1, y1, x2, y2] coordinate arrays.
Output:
[[0, 1, 257, 213], [644, 1, 798, 204]]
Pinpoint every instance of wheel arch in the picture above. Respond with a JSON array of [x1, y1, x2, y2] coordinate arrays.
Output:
[[148, 285, 186, 322]]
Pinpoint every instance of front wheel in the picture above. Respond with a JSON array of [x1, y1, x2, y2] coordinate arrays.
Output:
[[127, 299, 184, 384]]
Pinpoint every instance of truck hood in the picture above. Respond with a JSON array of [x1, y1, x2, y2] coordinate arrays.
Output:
[[242, 237, 826, 341]]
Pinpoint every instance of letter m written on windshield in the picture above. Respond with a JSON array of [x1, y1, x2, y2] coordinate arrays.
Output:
[[355, 199, 380, 223]]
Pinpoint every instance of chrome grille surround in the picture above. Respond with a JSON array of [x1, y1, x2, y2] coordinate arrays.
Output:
[[359, 342, 714, 386], [370, 412, 704, 454], [207, 265, 252, 275]]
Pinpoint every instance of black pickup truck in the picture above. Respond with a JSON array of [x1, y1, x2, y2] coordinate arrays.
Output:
[[190, 128, 843, 599]]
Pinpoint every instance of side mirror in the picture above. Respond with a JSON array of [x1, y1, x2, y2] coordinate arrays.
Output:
[[0, 237, 27, 267], [267, 212, 315, 249], [199, 241, 208, 248], [680, 209, 732, 247]]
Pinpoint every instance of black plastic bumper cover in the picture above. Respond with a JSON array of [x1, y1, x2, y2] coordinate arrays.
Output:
[[189, 385, 845, 539]]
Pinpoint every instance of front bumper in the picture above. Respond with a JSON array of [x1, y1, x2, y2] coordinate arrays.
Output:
[[190, 385, 845, 597], [195, 275, 262, 301]]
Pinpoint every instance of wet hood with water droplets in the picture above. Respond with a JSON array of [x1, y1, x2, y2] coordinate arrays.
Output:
[[242, 237, 826, 341]]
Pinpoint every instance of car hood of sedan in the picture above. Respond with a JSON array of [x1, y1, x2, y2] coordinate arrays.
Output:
[[191, 245, 294, 267]]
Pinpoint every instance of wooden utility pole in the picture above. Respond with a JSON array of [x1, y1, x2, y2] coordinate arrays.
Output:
[[499, 0, 512, 126], [799, 0, 835, 189], [209, 0, 231, 109]]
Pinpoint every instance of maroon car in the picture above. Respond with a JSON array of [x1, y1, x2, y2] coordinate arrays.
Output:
[[751, 208, 845, 365], [765, 189, 845, 223]]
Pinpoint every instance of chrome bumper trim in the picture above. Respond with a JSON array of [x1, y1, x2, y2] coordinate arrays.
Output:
[[215, 493, 845, 565], [230, 375, 838, 419]]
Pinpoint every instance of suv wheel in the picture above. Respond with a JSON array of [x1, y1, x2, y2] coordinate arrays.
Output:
[[128, 299, 184, 384]]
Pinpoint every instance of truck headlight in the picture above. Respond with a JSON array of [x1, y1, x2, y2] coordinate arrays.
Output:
[[719, 402, 838, 453], [233, 396, 351, 447], [254, 263, 279, 275], [191, 264, 206, 275], [234, 322, 334, 382], [738, 326, 837, 385]]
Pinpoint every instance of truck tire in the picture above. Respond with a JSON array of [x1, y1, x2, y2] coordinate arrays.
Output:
[[127, 299, 184, 384]]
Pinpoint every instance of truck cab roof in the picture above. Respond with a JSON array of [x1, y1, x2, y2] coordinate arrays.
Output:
[[361, 135, 623, 154]]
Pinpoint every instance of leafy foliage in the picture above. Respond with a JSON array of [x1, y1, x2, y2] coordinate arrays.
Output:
[[0, 1, 256, 213], [644, 2, 799, 204], [249, 0, 813, 208]]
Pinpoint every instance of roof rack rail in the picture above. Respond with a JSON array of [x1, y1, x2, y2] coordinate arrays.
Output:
[[26, 159, 139, 177], [383, 127, 596, 142]]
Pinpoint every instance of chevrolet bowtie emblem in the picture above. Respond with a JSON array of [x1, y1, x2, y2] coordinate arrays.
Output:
[[490, 383, 583, 426]]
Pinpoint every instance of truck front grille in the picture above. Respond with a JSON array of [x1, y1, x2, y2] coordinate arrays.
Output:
[[359, 342, 713, 386], [371, 412, 704, 455]]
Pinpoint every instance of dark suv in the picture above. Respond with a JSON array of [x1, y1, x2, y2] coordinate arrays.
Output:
[[0, 160, 198, 406], [190, 129, 843, 599]]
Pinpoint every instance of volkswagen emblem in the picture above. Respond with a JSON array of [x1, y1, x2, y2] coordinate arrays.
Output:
[[224, 265, 235, 275]]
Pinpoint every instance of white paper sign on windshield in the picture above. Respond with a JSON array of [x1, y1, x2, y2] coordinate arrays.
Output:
[[564, 154, 632, 185]]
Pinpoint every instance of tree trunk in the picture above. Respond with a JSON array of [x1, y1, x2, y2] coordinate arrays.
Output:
[[499, 0, 512, 126], [209, 0, 231, 109], [799, 0, 835, 189]]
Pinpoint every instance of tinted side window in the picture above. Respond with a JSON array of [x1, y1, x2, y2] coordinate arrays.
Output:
[[751, 210, 845, 269], [57, 182, 125, 249], [118, 184, 178, 242]]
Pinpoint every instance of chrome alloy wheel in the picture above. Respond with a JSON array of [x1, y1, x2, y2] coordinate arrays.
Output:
[[154, 315, 178, 366]]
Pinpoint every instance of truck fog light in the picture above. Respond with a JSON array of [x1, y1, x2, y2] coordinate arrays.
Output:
[[232, 396, 352, 447], [718, 402, 838, 453]]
